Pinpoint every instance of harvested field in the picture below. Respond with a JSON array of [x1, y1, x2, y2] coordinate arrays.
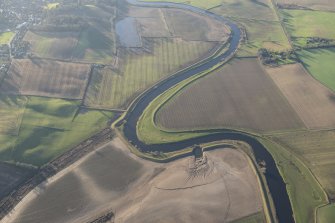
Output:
[[163, 8, 230, 41], [0, 59, 91, 99], [270, 130, 335, 199], [4, 138, 265, 223], [85, 39, 216, 109], [23, 31, 80, 60], [267, 63, 335, 129], [0, 162, 34, 199], [156, 58, 304, 132], [277, 0, 335, 11], [0, 95, 27, 135]]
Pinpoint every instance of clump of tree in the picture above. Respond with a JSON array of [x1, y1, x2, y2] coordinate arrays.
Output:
[[305, 37, 335, 48], [258, 48, 298, 66]]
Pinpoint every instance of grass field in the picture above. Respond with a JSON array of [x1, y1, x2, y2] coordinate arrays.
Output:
[[270, 130, 335, 199], [233, 18, 291, 56], [297, 48, 335, 92], [144, 0, 222, 9], [0, 59, 91, 99], [72, 27, 116, 64], [24, 31, 80, 60], [281, 9, 335, 41], [44, 3, 59, 10], [317, 204, 335, 223], [267, 63, 335, 129], [0, 31, 14, 44], [85, 39, 216, 109], [163, 8, 229, 41], [0, 95, 27, 135], [0, 162, 34, 199], [0, 97, 114, 166], [259, 138, 328, 223], [156, 58, 304, 132], [277, 0, 335, 11]]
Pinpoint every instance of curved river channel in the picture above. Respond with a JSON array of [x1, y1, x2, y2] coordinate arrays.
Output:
[[121, 0, 295, 222]]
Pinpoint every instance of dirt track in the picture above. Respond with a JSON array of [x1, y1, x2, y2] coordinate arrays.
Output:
[[2, 137, 264, 223]]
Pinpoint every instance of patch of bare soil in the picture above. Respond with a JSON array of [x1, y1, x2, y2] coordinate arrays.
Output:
[[3, 138, 264, 223]]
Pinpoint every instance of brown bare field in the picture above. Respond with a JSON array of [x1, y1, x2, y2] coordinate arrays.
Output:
[[0, 59, 91, 99], [277, 0, 335, 11], [0, 163, 34, 199], [266, 64, 335, 129], [270, 130, 335, 199], [23, 31, 80, 60], [157, 58, 304, 132], [164, 8, 230, 41], [4, 138, 265, 223]]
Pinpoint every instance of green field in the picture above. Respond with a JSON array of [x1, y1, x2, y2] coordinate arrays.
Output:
[[281, 9, 335, 41], [85, 39, 216, 109], [270, 130, 335, 199], [259, 138, 328, 223], [297, 48, 335, 92], [0, 97, 114, 166], [0, 32, 14, 44], [0, 95, 27, 135], [232, 19, 290, 56], [318, 204, 335, 223], [44, 2, 59, 10]]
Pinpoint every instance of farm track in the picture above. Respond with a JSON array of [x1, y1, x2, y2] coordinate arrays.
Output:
[[0, 127, 115, 220]]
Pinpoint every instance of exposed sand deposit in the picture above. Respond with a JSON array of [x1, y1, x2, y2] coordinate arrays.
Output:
[[3, 137, 264, 223]]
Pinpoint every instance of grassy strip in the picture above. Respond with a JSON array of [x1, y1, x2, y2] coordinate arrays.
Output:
[[257, 138, 329, 223]]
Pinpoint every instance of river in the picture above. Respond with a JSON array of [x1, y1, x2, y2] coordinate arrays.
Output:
[[121, 0, 295, 222]]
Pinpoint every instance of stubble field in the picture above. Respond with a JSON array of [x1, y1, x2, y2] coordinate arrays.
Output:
[[0, 59, 91, 99]]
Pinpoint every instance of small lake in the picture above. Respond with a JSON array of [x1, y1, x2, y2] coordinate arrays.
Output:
[[115, 17, 142, 47]]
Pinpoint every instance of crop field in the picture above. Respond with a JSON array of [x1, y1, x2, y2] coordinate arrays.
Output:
[[0, 59, 91, 99], [281, 9, 335, 40], [0, 97, 114, 166], [0, 162, 34, 199], [23, 31, 80, 60], [156, 58, 304, 132], [277, 0, 335, 11], [163, 8, 230, 41], [6, 139, 265, 223], [0, 31, 14, 44], [85, 39, 216, 109], [0, 95, 27, 135], [267, 63, 335, 129], [297, 48, 335, 92], [270, 130, 335, 199]]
